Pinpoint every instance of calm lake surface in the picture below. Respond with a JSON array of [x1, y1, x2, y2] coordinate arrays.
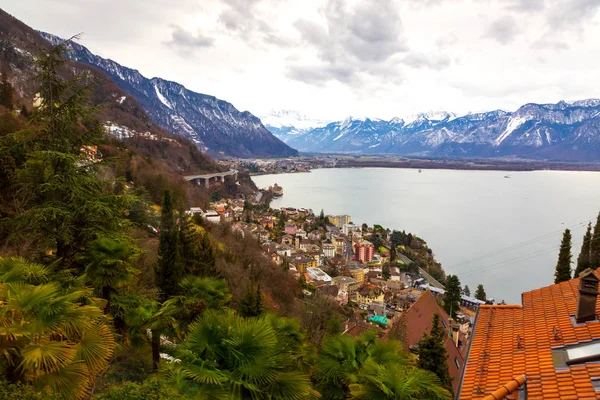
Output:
[[252, 168, 600, 303]]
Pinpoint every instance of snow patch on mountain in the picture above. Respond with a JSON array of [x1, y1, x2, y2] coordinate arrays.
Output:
[[154, 84, 172, 110], [495, 116, 527, 145]]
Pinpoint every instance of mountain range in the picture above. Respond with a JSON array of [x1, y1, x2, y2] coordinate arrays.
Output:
[[39, 32, 297, 159], [268, 102, 600, 161]]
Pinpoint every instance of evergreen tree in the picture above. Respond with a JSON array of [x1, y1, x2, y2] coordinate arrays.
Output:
[[382, 263, 391, 281], [179, 213, 203, 276], [198, 231, 217, 276], [416, 314, 453, 392], [463, 285, 471, 297], [575, 223, 593, 277], [155, 190, 183, 302], [13, 43, 130, 265], [475, 284, 486, 302], [239, 284, 262, 317], [0, 72, 13, 109], [591, 213, 600, 269], [390, 244, 397, 264], [443, 275, 461, 319], [554, 228, 573, 284], [20, 104, 29, 117]]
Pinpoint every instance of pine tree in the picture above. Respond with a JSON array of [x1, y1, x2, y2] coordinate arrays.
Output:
[[475, 284, 486, 302], [239, 285, 261, 317], [591, 213, 600, 269], [0, 72, 13, 109], [575, 223, 593, 277], [155, 190, 183, 302], [390, 245, 397, 264], [443, 275, 461, 319], [416, 313, 453, 392], [463, 285, 471, 297], [179, 213, 203, 276], [199, 232, 217, 277], [13, 43, 130, 266], [554, 229, 573, 284], [382, 263, 391, 281]]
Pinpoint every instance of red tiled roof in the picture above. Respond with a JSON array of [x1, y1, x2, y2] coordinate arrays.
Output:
[[400, 290, 465, 392], [459, 268, 600, 400]]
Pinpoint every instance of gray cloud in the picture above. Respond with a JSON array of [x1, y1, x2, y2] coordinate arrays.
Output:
[[403, 53, 451, 70], [547, 0, 600, 30], [531, 37, 569, 50], [165, 24, 214, 54], [289, 0, 409, 85], [503, 0, 545, 12], [484, 16, 521, 44], [216, 0, 294, 47]]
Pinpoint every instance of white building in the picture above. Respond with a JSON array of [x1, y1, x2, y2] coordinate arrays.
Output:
[[306, 267, 332, 283], [342, 223, 361, 236], [322, 243, 336, 258], [205, 209, 221, 223]]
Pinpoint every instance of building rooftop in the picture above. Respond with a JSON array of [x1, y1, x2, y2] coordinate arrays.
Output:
[[391, 289, 464, 392], [331, 276, 358, 285], [458, 268, 600, 400]]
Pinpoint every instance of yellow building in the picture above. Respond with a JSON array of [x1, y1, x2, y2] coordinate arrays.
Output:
[[353, 285, 385, 307], [349, 266, 365, 283]]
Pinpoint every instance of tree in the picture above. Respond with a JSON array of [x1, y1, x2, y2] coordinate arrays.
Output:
[[462, 285, 471, 297], [554, 228, 573, 284], [155, 191, 183, 302], [575, 223, 593, 277], [443, 275, 461, 319], [390, 244, 397, 264], [0, 72, 14, 109], [0, 257, 116, 399], [314, 331, 451, 400], [349, 360, 451, 400], [239, 284, 263, 317], [591, 213, 600, 269], [12, 43, 131, 265], [475, 284, 486, 302], [198, 231, 217, 277], [164, 310, 317, 399], [416, 314, 453, 392], [84, 237, 139, 314], [382, 263, 391, 281]]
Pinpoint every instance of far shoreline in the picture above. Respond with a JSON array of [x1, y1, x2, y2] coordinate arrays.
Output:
[[247, 156, 600, 175]]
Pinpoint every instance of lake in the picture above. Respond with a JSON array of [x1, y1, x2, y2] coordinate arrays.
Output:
[[252, 168, 600, 303]]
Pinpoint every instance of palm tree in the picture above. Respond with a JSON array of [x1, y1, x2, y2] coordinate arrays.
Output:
[[161, 276, 232, 335], [84, 237, 139, 314], [349, 360, 452, 399], [164, 309, 318, 399], [125, 276, 231, 371], [314, 332, 450, 400], [0, 257, 116, 399]]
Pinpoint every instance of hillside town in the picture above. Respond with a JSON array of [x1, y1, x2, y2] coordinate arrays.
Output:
[[187, 200, 490, 392]]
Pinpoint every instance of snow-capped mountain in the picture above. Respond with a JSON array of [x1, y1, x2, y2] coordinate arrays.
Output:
[[40, 33, 297, 159], [269, 102, 600, 161], [260, 109, 330, 143]]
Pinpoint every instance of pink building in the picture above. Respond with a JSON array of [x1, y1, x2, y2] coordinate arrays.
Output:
[[354, 240, 375, 263], [284, 224, 297, 235]]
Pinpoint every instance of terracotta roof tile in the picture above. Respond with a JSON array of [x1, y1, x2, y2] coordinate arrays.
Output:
[[459, 268, 600, 400]]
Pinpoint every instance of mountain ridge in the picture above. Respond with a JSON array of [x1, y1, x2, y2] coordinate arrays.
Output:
[[269, 100, 600, 161], [40, 32, 298, 159]]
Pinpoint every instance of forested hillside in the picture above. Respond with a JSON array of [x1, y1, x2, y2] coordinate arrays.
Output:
[[0, 38, 453, 399]]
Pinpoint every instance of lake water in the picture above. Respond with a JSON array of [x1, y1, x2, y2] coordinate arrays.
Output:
[[252, 168, 600, 303]]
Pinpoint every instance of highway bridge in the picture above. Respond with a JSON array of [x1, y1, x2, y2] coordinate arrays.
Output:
[[184, 169, 238, 187]]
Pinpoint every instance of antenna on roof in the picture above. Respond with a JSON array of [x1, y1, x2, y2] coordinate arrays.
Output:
[[517, 334, 523, 349]]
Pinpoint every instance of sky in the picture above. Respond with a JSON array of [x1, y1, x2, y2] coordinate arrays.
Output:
[[6, 0, 600, 123]]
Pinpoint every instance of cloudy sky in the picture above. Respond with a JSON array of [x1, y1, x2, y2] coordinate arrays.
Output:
[[7, 0, 600, 122]]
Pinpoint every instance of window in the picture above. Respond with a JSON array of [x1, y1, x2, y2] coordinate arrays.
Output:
[[454, 357, 460, 369], [441, 319, 448, 328], [592, 378, 600, 392]]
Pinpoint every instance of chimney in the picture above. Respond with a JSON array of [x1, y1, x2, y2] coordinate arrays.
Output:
[[576, 268, 599, 323]]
